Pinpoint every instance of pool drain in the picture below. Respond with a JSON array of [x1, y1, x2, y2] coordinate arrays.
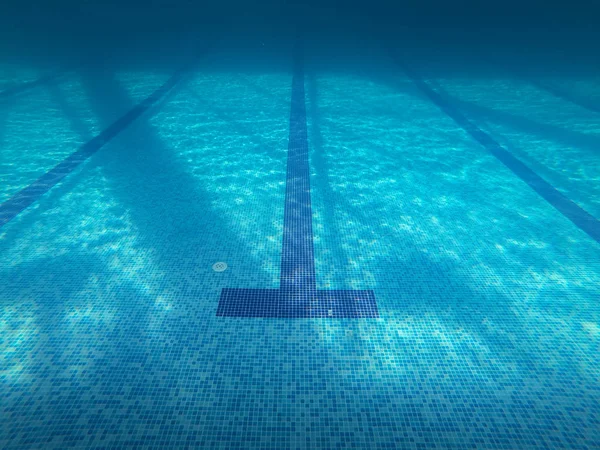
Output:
[[212, 262, 228, 272]]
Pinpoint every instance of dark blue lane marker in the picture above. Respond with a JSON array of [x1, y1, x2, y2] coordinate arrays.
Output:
[[389, 54, 600, 245], [0, 73, 62, 101], [0, 63, 196, 229], [529, 80, 600, 115], [217, 42, 378, 319]]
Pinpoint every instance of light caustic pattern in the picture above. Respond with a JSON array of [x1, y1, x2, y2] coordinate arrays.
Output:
[[1, 45, 600, 449]]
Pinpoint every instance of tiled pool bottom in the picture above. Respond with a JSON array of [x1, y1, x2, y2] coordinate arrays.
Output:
[[1, 42, 600, 449]]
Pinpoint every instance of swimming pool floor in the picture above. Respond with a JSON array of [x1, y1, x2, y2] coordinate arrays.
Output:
[[1, 39, 599, 449]]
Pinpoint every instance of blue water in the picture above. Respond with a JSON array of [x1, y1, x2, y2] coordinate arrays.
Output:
[[1, 30, 600, 449]]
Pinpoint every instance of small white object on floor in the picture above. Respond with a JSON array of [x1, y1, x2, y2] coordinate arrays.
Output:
[[212, 262, 228, 272]]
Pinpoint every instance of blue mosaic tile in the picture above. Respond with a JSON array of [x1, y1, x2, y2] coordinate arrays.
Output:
[[218, 288, 377, 318], [0, 62, 196, 229], [217, 41, 377, 319], [391, 54, 600, 244], [529, 79, 600, 115], [0, 38, 599, 450], [0, 73, 61, 101]]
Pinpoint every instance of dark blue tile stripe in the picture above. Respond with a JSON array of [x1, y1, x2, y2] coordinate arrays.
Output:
[[218, 289, 377, 318], [0, 64, 193, 229], [392, 56, 600, 244], [280, 42, 316, 292], [0, 73, 61, 101], [217, 41, 378, 319], [529, 80, 600, 115]]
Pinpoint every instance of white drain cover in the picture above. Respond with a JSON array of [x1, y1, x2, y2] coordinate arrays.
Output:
[[212, 262, 228, 272]]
